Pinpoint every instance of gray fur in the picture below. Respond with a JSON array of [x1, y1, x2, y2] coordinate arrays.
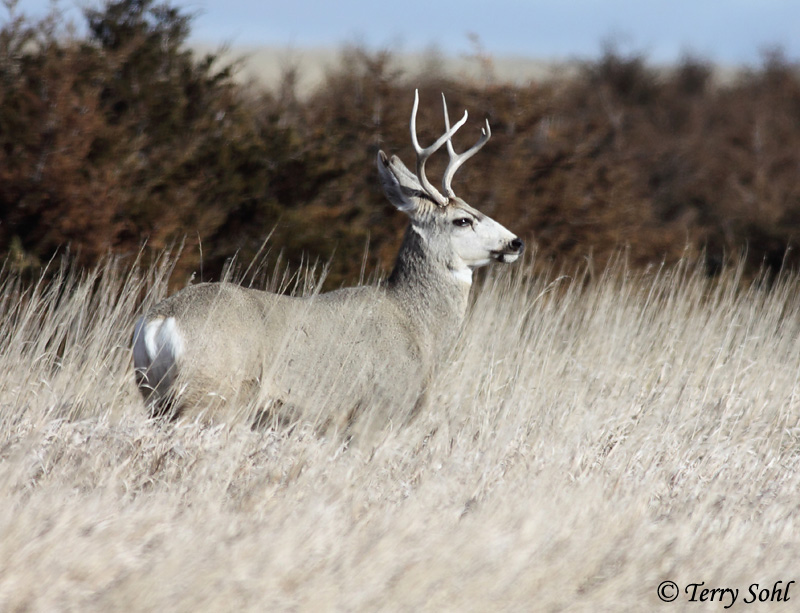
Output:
[[132, 94, 523, 435]]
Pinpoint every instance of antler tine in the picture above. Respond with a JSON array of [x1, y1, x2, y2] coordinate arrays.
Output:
[[410, 89, 467, 207], [442, 97, 491, 198]]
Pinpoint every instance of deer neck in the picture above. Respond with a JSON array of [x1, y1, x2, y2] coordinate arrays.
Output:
[[386, 224, 472, 351]]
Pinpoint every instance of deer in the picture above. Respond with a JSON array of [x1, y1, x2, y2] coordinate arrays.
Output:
[[132, 90, 524, 437]]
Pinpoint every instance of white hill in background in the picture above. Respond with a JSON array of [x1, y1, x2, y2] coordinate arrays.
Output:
[[192, 43, 742, 95]]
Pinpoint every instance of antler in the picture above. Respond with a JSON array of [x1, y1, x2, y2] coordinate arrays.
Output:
[[410, 89, 467, 207], [442, 95, 491, 199]]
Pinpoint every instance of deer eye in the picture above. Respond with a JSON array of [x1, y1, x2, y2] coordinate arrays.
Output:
[[452, 217, 473, 228]]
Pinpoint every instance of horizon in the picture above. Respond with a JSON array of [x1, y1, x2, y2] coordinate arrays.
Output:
[[16, 0, 800, 67]]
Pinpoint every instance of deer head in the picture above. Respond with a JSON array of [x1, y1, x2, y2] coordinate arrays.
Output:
[[377, 90, 524, 279]]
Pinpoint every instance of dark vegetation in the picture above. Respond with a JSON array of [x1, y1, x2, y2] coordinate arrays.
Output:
[[4, 0, 800, 288]]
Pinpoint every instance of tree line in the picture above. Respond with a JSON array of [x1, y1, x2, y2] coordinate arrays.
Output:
[[3, 0, 800, 287]]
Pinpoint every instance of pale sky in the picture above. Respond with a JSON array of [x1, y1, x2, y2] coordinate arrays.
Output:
[[17, 0, 800, 65]]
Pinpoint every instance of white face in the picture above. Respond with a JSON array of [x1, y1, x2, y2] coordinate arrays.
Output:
[[445, 200, 522, 268], [376, 151, 523, 281], [411, 198, 524, 279]]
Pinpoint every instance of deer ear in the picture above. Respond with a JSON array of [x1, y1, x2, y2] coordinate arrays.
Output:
[[377, 151, 420, 213]]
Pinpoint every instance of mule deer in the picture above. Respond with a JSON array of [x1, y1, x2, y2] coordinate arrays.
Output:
[[132, 91, 523, 434]]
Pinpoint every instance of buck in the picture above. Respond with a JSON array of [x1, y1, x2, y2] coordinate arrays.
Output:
[[132, 91, 523, 434]]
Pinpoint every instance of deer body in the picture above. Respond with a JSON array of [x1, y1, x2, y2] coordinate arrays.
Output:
[[133, 92, 523, 432]]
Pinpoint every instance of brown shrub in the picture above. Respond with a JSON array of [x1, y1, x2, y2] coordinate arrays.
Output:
[[3, 1, 800, 287]]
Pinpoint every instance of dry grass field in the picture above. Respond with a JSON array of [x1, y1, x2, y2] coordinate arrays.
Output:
[[192, 43, 740, 96], [2, 251, 800, 611], [191, 43, 577, 95]]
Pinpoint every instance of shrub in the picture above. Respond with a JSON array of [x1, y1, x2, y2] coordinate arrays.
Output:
[[3, 1, 800, 285]]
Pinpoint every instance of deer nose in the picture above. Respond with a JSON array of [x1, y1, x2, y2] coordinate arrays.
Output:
[[510, 238, 524, 252]]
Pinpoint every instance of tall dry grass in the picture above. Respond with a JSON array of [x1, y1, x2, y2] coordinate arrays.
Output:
[[1, 252, 800, 611]]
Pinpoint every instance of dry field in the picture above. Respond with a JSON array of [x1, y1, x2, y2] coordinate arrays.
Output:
[[193, 43, 739, 95], [190, 43, 573, 95], [1, 252, 800, 611]]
